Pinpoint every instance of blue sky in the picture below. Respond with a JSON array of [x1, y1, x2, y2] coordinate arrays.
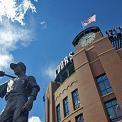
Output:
[[0, 0, 122, 121]]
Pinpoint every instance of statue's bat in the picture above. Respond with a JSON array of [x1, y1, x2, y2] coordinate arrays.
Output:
[[0, 71, 16, 78]]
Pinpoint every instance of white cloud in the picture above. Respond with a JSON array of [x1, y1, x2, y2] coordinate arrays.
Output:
[[0, 0, 36, 25], [34, 0, 38, 2], [40, 21, 47, 29], [0, 22, 32, 50], [28, 116, 42, 122], [0, 0, 37, 71], [0, 54, 13, 71], [0, 21, 32, 71], [43, 65, 56, 80]]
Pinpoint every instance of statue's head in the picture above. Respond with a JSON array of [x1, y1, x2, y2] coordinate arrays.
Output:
[[10, 62, 26, 76]]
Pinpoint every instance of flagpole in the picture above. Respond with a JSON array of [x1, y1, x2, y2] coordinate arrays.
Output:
[[81, 21, 85, 30], [43, 92, 46, 122], [42, 87, 46, 122]]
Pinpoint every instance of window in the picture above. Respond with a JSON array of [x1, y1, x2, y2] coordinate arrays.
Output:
[[75, 114, 84, 122], [104, 99, 122, 122], [56, 104, 61, 122], [63, 97, 70, 117], [72, 89, 80, 110], [96, 74, 112, 96]]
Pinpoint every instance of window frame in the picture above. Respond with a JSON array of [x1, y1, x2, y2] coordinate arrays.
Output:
[[75, 114, 84, 122], [104, 99, 122, 122], [72, 89, 80, 110], [96, 73, 112, 96], [63, 96, 70, 117], [56, 104, 61, 122]]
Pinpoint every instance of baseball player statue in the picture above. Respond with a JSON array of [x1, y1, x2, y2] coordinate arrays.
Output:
[[0, 62, 40, 122]]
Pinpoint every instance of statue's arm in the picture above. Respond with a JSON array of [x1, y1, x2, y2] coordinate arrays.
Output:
[[28, 76, 40, 100], [22, 76, 40, 112], [0, 82, 7, 98]]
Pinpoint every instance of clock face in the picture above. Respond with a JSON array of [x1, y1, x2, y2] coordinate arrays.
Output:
[[79, 32, 96, 47]]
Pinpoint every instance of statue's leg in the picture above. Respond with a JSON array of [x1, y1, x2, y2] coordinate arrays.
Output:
[[6, 117, 13, 122], [0, 108, 13, 122], [13, 108, 28, 122], [0, 99, 15, 122], [13, 95, 28, 122]]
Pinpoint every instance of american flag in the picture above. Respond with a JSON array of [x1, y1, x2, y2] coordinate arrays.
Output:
[[82, 15, 96, 27]]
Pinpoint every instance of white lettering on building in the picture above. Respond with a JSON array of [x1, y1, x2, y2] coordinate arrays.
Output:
[[56, 52, 74, 75]]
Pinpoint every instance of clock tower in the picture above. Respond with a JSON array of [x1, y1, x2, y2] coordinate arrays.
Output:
[[72, 26, 103, 51]]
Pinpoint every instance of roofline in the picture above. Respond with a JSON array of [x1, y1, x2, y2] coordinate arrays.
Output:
[[72, 26, 101, 46]]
